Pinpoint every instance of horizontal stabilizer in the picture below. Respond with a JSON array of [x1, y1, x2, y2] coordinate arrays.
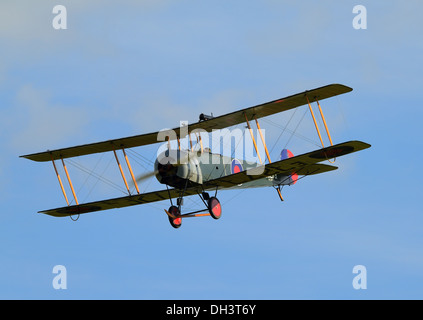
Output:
[[203, 140, 370, 189]]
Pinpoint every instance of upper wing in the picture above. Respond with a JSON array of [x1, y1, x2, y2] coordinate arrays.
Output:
[[20, 84, 352, 162]]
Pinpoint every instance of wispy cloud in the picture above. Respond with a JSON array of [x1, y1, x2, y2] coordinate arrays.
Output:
[[5, 85, 90, 153]]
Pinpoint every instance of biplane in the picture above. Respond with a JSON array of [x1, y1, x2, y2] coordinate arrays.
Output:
[[20, 84, 370, 228]]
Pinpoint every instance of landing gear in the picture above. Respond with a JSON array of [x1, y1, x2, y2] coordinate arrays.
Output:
[[168, 205, 182, 229], [208, 197, 222, 220], [164, 186, 222, 228]]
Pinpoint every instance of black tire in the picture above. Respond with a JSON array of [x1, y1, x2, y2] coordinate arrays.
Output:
[[168, 206, 182, 229], [208, 197, 222, 220]]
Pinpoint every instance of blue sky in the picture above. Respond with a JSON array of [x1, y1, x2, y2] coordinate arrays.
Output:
[[1, 0, 423, 299]]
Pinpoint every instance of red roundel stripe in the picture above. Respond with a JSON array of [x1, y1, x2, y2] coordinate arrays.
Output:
[[231, 159, 243, 174], [280, 149, 298, 184], [280, 149, 294, 160]]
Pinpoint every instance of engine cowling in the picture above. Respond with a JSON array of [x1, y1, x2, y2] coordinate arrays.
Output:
[[154, 149, 202, 188]]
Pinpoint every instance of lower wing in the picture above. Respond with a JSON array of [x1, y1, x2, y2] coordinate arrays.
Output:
[[39, 140, 370, 217]]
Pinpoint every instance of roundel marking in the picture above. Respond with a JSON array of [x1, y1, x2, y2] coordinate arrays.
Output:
[[231, 159, 243, 174]]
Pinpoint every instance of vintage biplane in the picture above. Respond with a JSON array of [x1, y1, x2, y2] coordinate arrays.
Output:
[[20, 84, 370, 228]]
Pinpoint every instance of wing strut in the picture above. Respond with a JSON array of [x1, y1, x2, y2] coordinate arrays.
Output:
[[50, 154, 79, 206], [306, 95, 337, 164], [306, 96, 334, 148], [244, 112, 263, 164], [254, 115, 284, 201], [113, 147, 131, 195], [113, 146, 141, 195], [307, 96, 325, 148], [122, 148, 140, 195], [51, 155, 69, 206], [316, 98, 333, 146], [61, 157, 79, 205], [254, 115, 271, 164], [198, 133, 204, 153]]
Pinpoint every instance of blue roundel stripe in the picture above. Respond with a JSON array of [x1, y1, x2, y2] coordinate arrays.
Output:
[[280, 149, 298, 184], [231, 159, 243, 174], [280, 149, 294, 160]]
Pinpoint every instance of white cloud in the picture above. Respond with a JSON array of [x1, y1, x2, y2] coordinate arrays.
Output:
[[6, 85, 90, 153], [247, 2, 331, 56], [0, 0, 175, 41], [125, 88, 252, 136]]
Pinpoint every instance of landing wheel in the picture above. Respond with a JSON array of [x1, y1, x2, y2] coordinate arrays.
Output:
[[208, 197, 222, 220], [168, 206, 182, 229]]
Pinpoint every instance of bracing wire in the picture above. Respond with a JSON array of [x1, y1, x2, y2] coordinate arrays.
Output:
[[74, 152, 105, 200], [67, 158, 128, 195], [264, 107, 321, 156], [82, 156, 116, 202], [282, 107, 310, 151], [267, 107, 299, 155], [125, 148, 154, 171]]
